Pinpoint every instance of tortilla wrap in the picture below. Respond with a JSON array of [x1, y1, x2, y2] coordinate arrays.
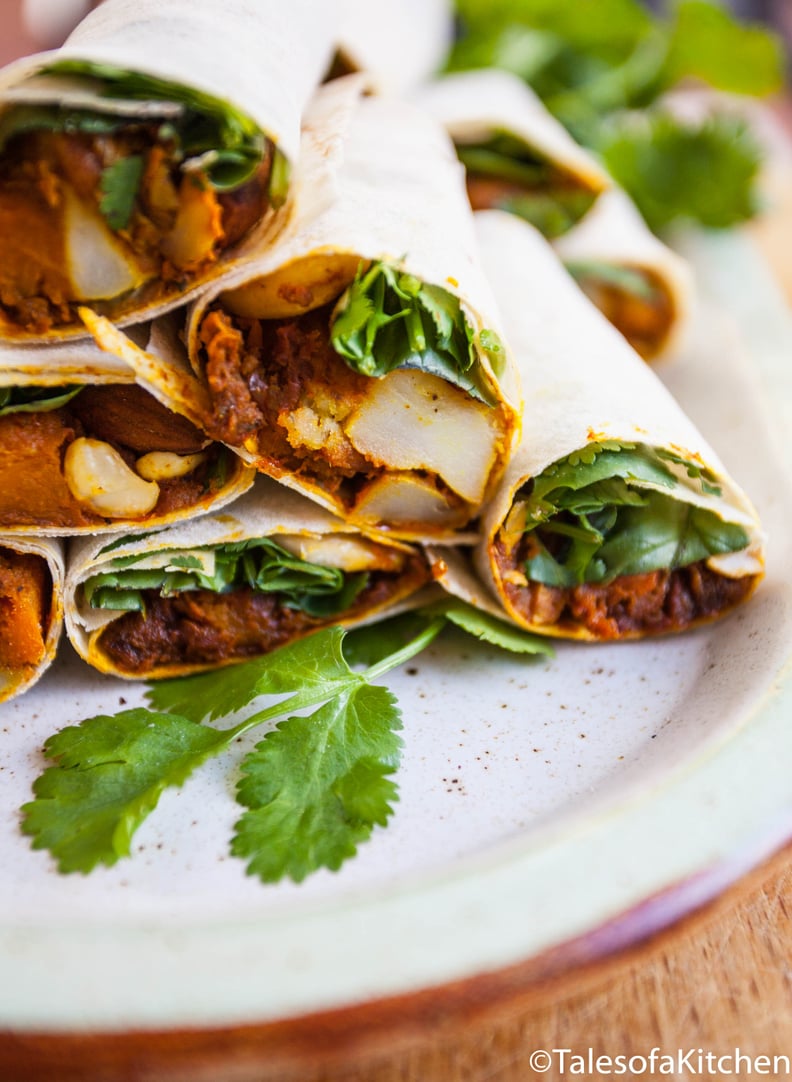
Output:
[[65, 476, 434, 679], [0, 534, 63, 702], [0, 0, 339, 342], [555, 188, 694, 360], [333, 0, 454, 93], [433, 210, 764, 641], [0, 332, 254, 535], [87, 77, 522, 540], [416, 69, 611, 234]]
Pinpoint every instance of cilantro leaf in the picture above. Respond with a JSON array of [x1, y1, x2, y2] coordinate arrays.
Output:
[[232, 683, 402, 883], [663, 0, 785, 98], [21, 710, 231, 873], [331, 261, 499, 406], [146, 627, 355, 722], [599, 111, 763, 232], [99, 155, 144, 231], [428, 599, 555, 655]]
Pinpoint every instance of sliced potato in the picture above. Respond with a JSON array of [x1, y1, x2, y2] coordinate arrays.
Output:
[[350, 472, 465, 529], [274, 533, 405, 572], [64, 187, 148, 300], [345, 369, 500, 503]]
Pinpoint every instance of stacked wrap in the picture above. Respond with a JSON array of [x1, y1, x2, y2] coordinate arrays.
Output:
[[65, 478, 432, 679], [433, 211, 763, 641], [418, 69, 692, 360], [0, 0, 339, 341], [0, 334, 253, 534], [88, 78, 522, 540], [0, 535, 63, 702]]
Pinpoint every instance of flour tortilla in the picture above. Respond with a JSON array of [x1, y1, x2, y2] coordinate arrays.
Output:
[[434, 211, 764, 640], [334, 0, 454, 93], [65, 476, 433, 678], [0, 0, 340, 341], [416, 69, 611, 198]]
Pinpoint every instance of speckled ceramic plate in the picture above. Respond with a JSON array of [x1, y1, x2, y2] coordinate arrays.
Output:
[[0, 231, 791, 1034]]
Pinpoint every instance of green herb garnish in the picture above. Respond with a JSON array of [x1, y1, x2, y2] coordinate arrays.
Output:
[[517, 442, 750, 587], [331, 261, 501, 406], [598, 111, 763, 233], [21, 607, 549, 883], [447, 0, 784, 230]]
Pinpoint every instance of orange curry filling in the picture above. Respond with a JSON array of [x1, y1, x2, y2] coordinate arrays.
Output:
[[0, 549, 50, 670], [0, 126, 273, 335]]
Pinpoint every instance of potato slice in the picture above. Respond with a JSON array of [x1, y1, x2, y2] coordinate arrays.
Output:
[[275, 534, 405, 572], [345, 369, 499, 503], [351, 472, 466, 530], [64, 187, 147, 300]]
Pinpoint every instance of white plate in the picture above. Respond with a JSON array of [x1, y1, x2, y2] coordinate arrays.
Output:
[[1, 231, 791, 1033]]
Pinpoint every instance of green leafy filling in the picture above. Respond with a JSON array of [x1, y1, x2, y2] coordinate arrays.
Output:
[[564, 261, 661, 304], [0, 60, 288, 233], [83, 538, 369, 619], [0, 384, 83, 416], [457, 132, 598, 238], [21, 603, 549, 883], [46, 60, 272, 192], [330, 261, 503, 406], [447, 0, 783, 229], [518, 443, 750, 587]]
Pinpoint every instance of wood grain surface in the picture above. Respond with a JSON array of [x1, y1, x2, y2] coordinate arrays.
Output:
[[2, 840, 790, 1081]]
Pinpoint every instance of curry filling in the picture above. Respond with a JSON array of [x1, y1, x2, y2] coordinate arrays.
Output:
[[196, 261, 511, 533], [0, 383, 232, 529], [0, 548, 50, 672], [0, 65, 280, 337]]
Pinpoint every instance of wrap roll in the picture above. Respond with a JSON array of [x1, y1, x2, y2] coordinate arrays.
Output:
[[436, 210, 764, 642], [0, 0, 338, 342], [89, 78, 522, 540], [0, 534, 63, 702], [0, 334, 253, 534], [418, 70, 692, 360], [555, 188, 693, 361], [65, 477, 433, 679], [416, 69, 611, 239]]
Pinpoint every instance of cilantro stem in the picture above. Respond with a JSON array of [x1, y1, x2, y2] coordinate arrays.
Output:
[[221, 617, 445, 742], [362, 616, 446, 682]]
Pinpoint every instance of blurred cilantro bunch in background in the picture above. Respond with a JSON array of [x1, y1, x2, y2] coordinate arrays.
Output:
[[446, 0, 787, 230]]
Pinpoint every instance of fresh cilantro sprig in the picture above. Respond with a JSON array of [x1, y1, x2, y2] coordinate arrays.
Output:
[[447, 0, 785, 230], [331, 261, 504, 406], [517, 442, 750, 587], [22, 606, 549, 884], [598, 112, 764, 232]]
